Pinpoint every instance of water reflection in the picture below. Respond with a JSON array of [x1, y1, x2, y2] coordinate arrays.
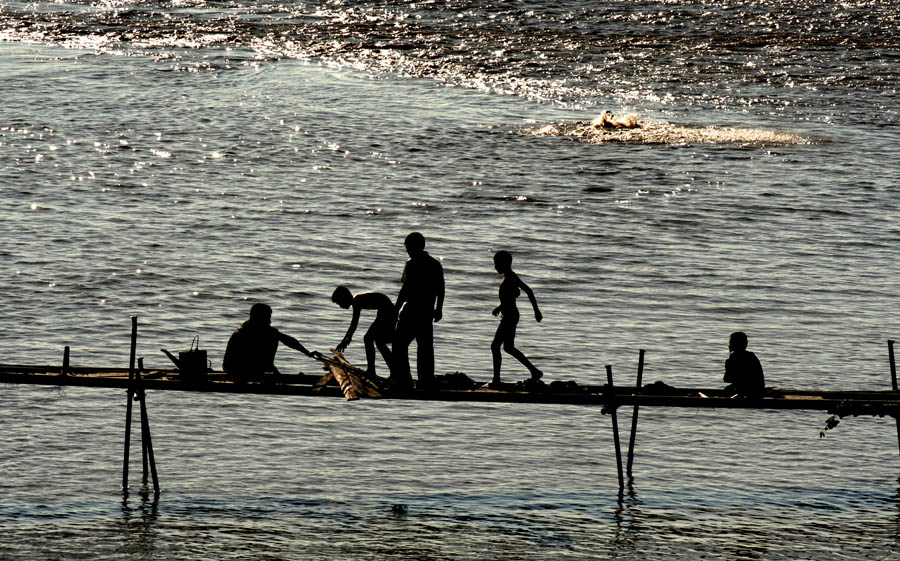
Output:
[[120, 489, 160, 557], [892, 476, 900, 546], [611, 488, 643, 557]]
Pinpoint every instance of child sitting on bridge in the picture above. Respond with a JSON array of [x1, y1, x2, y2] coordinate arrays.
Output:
[[723, 331, 765, 398]]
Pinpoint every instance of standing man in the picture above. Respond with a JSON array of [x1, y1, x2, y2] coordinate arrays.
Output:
[[393, 232, 444, 390]]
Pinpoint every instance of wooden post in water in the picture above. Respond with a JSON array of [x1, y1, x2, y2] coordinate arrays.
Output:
[[626, 349, 645, 477], [138, 386, 160, 496], [606, 365, 625, 492], [60, 346, 70, 377], [889, 340, 900, 459], [122, 316, 138, 493], [137, 357, 148, 484], [889, 340, 897, 390], [141, 416, 149, 486]]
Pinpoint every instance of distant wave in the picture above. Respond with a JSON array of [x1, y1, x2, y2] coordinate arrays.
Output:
[[528, 116, 814, 146]]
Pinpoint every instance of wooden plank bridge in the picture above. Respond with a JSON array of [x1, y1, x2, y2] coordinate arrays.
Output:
[[2, 317, 899, 498]]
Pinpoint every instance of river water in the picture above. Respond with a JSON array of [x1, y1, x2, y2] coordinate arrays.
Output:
[[1, 1, 899, 559]]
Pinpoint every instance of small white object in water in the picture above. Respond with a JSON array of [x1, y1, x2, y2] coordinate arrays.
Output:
[[591, 110, 640, 129]]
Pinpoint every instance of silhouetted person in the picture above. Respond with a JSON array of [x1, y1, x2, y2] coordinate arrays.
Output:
[[723, 331, 765, 398], [332, 286, 396, 377], [491, 250, 543, 385], [393, 232, 444, 389], [223, 303, 316, 382]]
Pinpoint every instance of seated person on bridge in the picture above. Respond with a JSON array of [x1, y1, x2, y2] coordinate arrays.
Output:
[[723, 331, 765, 398], [332, 286, 396, 378], [223, 303, 317, 382]]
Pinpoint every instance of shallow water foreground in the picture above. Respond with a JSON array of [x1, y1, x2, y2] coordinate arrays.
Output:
[[3, 380, 900, 560]]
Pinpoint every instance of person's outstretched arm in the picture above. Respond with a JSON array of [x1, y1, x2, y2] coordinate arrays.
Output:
[[337, 306, 361, 352], [434, 284, 444, 322], [396, 264, 409, 313], [434, 264, 445, 323], [278, 331, 314, 357], [518, 275, 542, 322]]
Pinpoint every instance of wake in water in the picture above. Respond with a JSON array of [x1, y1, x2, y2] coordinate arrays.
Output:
[[529, 114, 813, 146]]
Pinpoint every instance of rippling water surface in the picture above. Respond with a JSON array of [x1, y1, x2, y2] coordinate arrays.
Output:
[[2, 1, 900, 559]]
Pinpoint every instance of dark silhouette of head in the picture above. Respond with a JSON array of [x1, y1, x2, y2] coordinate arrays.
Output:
[[249, 303, 273, 326], [729, 331, 748, 352], [332, 286, 353, 309], [493, 250, 513, 273], [405, 232, 426, 257]]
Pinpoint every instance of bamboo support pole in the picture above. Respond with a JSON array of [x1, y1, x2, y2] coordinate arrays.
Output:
[[122, 316, 138, 493], [626, 349, 645, 477], [889, 340, 899, 458], [141, 415, 149, 485], [138, 387, 160, 496], [606, 365, 624, 492], [138, 355, 148, 484], [889, 340, 897, 391], [60, 346, 70, 377]]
